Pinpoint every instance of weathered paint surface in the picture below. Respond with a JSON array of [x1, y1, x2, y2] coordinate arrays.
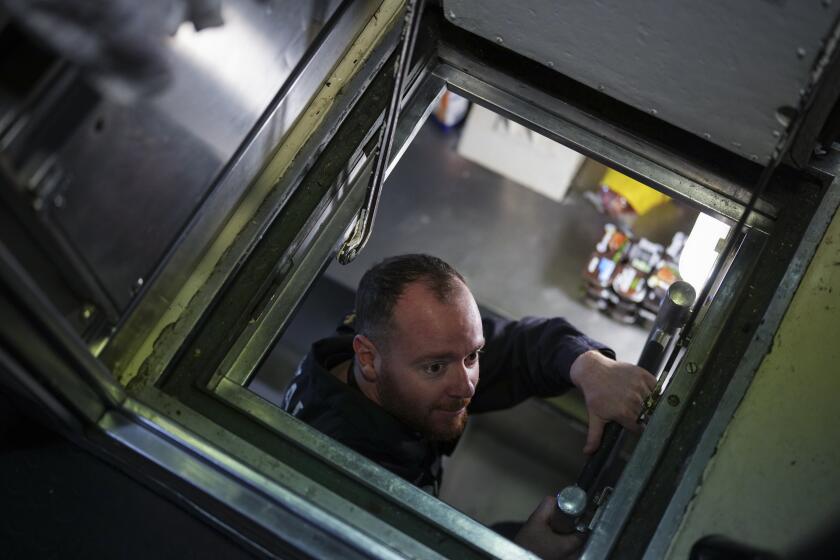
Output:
[[444, 0, 840, 164], [666, 200, 840, 556]]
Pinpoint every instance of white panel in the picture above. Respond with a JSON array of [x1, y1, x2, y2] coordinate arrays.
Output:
[[457, 104, 585, 201]]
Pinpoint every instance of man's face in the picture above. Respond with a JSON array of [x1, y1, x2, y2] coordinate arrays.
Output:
[[371, 280, 484, 441]]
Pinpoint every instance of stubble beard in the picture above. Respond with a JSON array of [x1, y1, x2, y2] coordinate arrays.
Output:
[[378, 367, 469, 442]]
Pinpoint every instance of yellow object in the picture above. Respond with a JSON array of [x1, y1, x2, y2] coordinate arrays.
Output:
[[601, 168, 671, 215]]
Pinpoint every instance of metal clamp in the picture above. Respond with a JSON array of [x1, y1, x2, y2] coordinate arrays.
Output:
[[338, 0, 423, 264]]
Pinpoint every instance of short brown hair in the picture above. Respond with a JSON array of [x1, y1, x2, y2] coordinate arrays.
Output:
[[355, 254, 465, 344]]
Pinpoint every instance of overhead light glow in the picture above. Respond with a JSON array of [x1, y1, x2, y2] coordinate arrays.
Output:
[[678, 213, 731, 292]]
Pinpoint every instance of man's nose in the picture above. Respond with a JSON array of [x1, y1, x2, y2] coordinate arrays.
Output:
[[449, 362, 477, 399]]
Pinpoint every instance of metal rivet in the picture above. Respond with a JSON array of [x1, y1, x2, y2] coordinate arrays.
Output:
[[81, 304, 95, 321], [495, 36, 504, 44], [667, 395, 680, 406], [686, 362, 698, 374], [796, 47, 807, 59], [130, 277, 145, 296]]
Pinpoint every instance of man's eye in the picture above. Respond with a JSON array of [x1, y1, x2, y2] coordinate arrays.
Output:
[[465, 349, 482, 366], [423, 363, 445, 375]]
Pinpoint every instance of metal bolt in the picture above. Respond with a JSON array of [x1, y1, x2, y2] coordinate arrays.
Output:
[[667, 395, 680, 407], [81, 304, 95, 321], [131, 277, 144, 296], [686, 362, 698, 374]]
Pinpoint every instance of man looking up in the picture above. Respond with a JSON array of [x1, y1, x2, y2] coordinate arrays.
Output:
[[282, 254, 656, 556]]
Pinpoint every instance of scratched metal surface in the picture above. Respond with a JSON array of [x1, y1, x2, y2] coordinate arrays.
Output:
[[444, 0, 840, 165]]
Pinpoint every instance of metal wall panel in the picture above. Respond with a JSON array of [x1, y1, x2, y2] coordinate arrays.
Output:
[[444, 0, 840, 165], [48, 0, 341, 312]]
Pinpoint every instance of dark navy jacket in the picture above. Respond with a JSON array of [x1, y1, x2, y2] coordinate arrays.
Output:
[[281, 314, 614, 495]]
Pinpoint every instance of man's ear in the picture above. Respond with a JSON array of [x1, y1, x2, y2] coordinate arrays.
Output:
[[353, 334, 380, 382]]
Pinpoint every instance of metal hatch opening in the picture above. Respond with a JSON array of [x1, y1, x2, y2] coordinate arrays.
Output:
[[235, 94, 750, 530], [3, 1, 840, 558]]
